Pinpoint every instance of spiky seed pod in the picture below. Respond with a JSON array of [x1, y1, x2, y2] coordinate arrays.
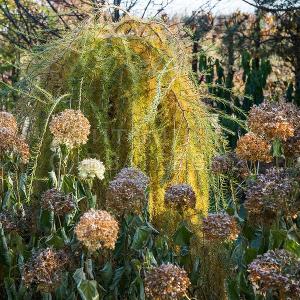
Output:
[[164, 184, 196, 209], [106, 167, 149, 216], [236, 133, 272, 163], [49, 109, 90, 148], [211, 152, 249, 179], [201, 213, 239, 242], [41, 189, 76, 215], [75, 209, 119, 251], [248, 102, 300, 141], [0, 111, 18, 133], [144, 264, 191, 300], [248, 249, 300, 298], [245, 168, 300, 224], [23, 248, 69, 292], [0, 128, 30, 162], [78, 158, 105, 180], [284, 129, 300, 158]]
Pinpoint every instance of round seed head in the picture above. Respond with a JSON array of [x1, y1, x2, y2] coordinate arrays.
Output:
[[164, 184, 196, 209]]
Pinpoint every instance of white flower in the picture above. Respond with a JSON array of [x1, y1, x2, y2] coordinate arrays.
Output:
[[78, 159, 105, 180]]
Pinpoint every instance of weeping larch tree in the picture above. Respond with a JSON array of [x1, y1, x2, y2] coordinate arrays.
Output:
[[19, 14, 221, 228]]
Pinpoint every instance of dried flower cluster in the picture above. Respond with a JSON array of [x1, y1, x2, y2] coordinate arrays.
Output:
[[245, 168, 300, 223], [284, 129, 300, 158], [211, 152, 249, 179], [144, 264, 190, 300], [201, 213, 239, 242], [248, 249, 300, 298], [248, 102, 300, 141], [106, 167, 149, 216], [236, 133, 272, 162], [164, 184, 196, 209], [49, 109, 91, 148], [75, 209, 119, 251], [0, 111, 18, 133], [23, 248, 69, 292], [41, 189, 75, 215], [78, 158, 105, 180]]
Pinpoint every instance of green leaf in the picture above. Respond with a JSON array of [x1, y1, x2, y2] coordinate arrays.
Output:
[[77, 280, 99, 300], [73, 268, 86, 286], [99, 262, 113, 288], [131, 226, 151, 250], [269, 229, 286, 249], [284, 239, 300, 257], [173, 223, 193, 246]]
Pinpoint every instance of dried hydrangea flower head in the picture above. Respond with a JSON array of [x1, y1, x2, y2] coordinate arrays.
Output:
[[106, 167, 149, 216], [78, 158, 105, 180], [248, 249, 300, 298], [248, 102, 300, 141], [144, 264, 190, 300], [202, 213, 239, 242], [23, 248, 69, 292], [49, 109, 91, 148], [41, 189, 75, 215], [236, 133, 272, 162], [75, 209, 119, 251], [0, 111, 18, 133], [164, 184, 196, 209], [284, 129, 300, 158], [0, 127, 30, 163], [211, 152, 249, 179], [0, 211, 18, 232], [245, 168, 299, 224]]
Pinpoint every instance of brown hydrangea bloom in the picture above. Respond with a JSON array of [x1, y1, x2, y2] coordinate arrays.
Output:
[[144, 264, 190, 300], [248, 249, 300, 298], [245, 168, 300, 224], [0, 111, 18, 133], [164, 184, 196, 209], [202, 213, 239, 242], [236, 133, 272, 162], [23, 248, 69, 292], [0, 128, 30, 162], [248, 102, 300, 141], [49, 109, 91, 148], [75, 209, 119, 251], [106, 167, 149, 216], [41, 189, 76, 215], [284, 129, 300, 158], [211, 152, 249, 179]]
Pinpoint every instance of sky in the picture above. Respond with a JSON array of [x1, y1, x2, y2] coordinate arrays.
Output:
[[132, 0, 255, 16]]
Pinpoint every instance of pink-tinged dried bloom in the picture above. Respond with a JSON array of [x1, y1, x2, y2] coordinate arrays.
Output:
[[75, 209, 119, 251], [248, 249, 300, 298], [248, 102, 300, 141], [245, 168, 300, 224], [0, 128, 30, 163], [41, 189, 76, 215], [236, 133, 272, 162], [23, 248, 70, 292], [49, 109, 90, 148], [164, 184, 196, 209], [0, 111, 18, 133], [284, 129, 300, 158], [106, 167, 149, 216], [144, 264, 190, 300], [211, 152, 249, 179], [202, 213, 239, 242]]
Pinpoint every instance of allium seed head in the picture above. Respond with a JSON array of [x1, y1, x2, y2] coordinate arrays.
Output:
[[0, 111, 18, 133], [49, 109, 90, 148], [144, 264, 190, 300], [75, 209, 119, 251], [202, 213, 239, 242], [106, 167, 149, 216], [236, 133, 272, 162], [78, 158, 105, 180], [164, 184, 196, 209], [41, 189, 76, 215], [248, 249, 300, 298]]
